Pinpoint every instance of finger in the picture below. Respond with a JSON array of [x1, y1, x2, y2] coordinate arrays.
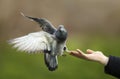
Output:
[[76, 49, 89, 59], [76, 49, 84, 54], [69, 51, 81, 57], [69, 51, 78, 55], [86, 49, 94, 54], [76, 49, 86, 56]]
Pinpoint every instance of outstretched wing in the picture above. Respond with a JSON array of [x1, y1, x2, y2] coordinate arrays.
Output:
[[21, 12, 56, 34], [9, 31, 51, 53]]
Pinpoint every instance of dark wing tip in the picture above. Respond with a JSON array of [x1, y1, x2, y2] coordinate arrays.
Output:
[[20, 12, 56, 34], [20, 12, 35, 21]]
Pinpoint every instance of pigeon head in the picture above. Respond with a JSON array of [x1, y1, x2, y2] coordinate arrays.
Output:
[[55, 25, 68, 42]]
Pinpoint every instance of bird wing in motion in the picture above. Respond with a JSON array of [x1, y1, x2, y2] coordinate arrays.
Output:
[[21, 12, 56, 34], [9, 31, 52, 53]]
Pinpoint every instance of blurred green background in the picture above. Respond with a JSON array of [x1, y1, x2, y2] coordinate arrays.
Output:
[[0, 0, 120, 79]]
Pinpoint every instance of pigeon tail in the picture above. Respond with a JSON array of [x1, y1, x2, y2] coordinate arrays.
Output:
[[44, 53, 58, 71]]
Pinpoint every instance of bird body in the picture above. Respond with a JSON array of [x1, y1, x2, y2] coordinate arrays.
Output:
[[9, 13, 68, 71]]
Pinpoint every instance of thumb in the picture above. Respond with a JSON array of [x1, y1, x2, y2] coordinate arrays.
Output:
[[86, 49, 94, 54]]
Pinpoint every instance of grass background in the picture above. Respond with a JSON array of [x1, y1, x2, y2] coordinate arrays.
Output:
[[0, 36, 120, 79]]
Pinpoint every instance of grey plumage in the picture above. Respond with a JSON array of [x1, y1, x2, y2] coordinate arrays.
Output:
[[21, 12, 56, 34], [9, 13, 68, 71]]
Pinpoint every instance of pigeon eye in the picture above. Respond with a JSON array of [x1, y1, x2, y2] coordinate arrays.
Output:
[[63, 47, 66, 51]]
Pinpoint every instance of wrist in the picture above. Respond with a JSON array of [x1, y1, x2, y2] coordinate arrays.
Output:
[[99, 56, 109, 65]]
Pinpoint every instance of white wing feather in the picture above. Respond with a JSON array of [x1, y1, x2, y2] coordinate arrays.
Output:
[[9, 31, 52, 53]]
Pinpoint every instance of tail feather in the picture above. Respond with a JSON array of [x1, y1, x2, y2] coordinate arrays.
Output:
[[44, 53, 58, 71]]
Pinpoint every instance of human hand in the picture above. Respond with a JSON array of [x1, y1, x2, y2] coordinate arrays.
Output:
[[70, 49, 109, 65]]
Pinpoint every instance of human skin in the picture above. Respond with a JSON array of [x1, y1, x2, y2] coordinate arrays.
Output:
[[69, 49, 109, 65]]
